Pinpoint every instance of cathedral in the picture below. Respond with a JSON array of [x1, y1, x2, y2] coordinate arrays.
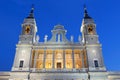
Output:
[[0, 6, 120, 80]]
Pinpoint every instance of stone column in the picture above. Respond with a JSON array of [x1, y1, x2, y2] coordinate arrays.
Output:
[[52, 50, 55, 69], [43, 49, 46, 69], [63, 50, 66, 69], [81, 50, 85, 68], [33, 50, 38, 70], [72, 49, 75, 68]]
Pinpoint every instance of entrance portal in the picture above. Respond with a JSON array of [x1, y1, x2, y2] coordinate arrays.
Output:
[[57, 62, 61, 68]]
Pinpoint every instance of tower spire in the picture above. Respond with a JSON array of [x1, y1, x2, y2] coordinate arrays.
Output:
[[27, 4, 34, 19], [84, 5, 92, 19]]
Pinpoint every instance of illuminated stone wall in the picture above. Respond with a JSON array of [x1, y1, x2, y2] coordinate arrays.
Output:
[[31, 49, 87, 70]]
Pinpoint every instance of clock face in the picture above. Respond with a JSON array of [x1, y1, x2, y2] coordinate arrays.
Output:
[[25, 25, 30, 34], [88, 25, 94, 34]]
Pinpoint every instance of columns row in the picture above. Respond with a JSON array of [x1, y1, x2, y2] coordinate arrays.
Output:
[[31, 49, 87, 69]]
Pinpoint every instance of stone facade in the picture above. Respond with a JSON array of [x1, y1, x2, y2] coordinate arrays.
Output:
[[0, 6, 120, 80]]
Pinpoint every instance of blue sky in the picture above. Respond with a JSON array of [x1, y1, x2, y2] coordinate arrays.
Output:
[[0, 0, 120, 71]]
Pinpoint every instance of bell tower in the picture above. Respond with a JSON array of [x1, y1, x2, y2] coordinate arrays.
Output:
[[19, 5, 37, 44], [11, 6, 37, 72], [81, 6, 106, 71]]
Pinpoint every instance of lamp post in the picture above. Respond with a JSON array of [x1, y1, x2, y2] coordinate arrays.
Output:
[[28, 70, 32, 80], [88, 72, 90, 80], [28, 72, 30, 80]]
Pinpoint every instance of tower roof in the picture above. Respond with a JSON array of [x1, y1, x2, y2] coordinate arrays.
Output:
[[53, 24, 65, 30], [81, 5, 94, 25], [84, 5, 92, 19], [26, 5, 34, 19]]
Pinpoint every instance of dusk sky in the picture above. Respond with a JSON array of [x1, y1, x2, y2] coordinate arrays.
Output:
[[0, 0, 120, 71]]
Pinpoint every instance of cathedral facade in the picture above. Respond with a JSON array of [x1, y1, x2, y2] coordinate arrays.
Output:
[[0, 6, 120, 80]]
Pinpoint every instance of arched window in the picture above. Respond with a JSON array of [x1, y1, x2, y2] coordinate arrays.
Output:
[[19, 60, 24, 68], [94, 60, 99, 67], [56, 33, 62, 42]]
